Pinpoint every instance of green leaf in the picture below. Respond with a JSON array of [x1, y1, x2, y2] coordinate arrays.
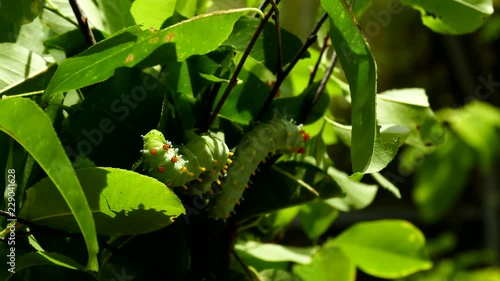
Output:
[[42, 8, 259, 103], [0, 0, 42, 25], [223, 16, 306, 74], [377, 88, 445, 148], [327, 118, 405, 174], [259, 269, 302, 281], [0, 98, 99, 271], [131, 0, 176, 30], [294, 246, 356, 281], [235, 241, 317, 264], [299, 201, 339, 240], [438, 101, 500, 172], [413, 134, 476, 222], [330, 220, 433, 278], [401, 0, 494, 34], [0, 43, 50, 92], [20, 167, 186, 235], [96, 0, 136, 34], [370, 172, 401, 199], [2, 252, 86, 281], [320, 0, 378, 173], [324, 166, 378, 212], [217, 68, 270, 124], [235, 161, 344, 220]]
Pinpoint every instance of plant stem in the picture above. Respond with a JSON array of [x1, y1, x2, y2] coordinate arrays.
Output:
[[308, 34, 330, 85], [68, 0, 96, 46], [302, 50, 337, 122], [207, 9, 274, 129], [1, 90, 45, 100], [269, 0, 283, 80], [256, 12, 329, 121], [44, 0, 79, 27], [232, 249, 257, 281]]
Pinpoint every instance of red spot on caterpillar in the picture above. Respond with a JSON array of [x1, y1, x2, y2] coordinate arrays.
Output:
[[158, 166, 165, 173], [171, 155, 178, 163], [150, 148, 157, 155], [297, 147, 306, 154], [303, 132, 311, 142], [163, 143, 170, 150]]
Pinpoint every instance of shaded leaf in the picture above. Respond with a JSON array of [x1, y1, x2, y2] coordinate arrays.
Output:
[[235, 241, 317, 264], [20, 167, 186, 235], [320, 0, 378, 173], [299, 201, 339, 240], [235, 161, 344, 220], [294, 246, 356, 281], [0, 98, 99, 271], [223, 16, 306, 74], [401, 0, 494, 34], [0, 43, 49, 92], [413, 134, 476, 222], [0, 0, 43, 25], [329, 220, 433, 278], [324, 166, 378, 212], [2, 252, 86, 281]]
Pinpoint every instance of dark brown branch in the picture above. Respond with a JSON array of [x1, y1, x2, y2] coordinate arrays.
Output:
[[69, 0, 96, 46], [232, 249, 256, 281], [308, 34, 330, 85], [207, 9, 275, 129], [269, 0, 283, 80], [303, 50, 337, 121], [256, 12, 329, 120]]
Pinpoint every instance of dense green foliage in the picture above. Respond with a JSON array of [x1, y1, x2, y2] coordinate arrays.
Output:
[[0, 0, 498, 280]]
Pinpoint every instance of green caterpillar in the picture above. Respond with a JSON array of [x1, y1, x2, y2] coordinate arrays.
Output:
[[141, 130, 231, 194], [207, 117, 309, 220], [141, 118, 309, 220]]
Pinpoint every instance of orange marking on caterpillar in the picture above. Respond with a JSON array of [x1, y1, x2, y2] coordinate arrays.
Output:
[[171, 155, 179, 163], [158, 166, 165, 173], [150, 148, 157, 155], [163, 143, 170, 150]]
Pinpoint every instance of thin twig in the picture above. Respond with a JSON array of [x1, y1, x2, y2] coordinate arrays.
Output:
[[257, 0, 270, 11], [207, 9, 274, 129], [256, 12, 329, 121], [68, 0, 96, 46], [308, 34, 330, 86], [232, 249, 256, 281], [44, 0, 79, 27], [303, 50, 337, 121], [269, 0, 283, 80]]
